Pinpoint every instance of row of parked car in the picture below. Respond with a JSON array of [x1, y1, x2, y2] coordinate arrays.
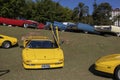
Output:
[[1, 17, 120, 37], [45, 21, 120, 37]]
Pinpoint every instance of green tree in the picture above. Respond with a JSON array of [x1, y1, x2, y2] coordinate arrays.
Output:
[[10, 0, 26, 18], [33, 0, 56, 22], [23, 0, 36, 19], [72, 2, 89, 22], [93, 0, 97, 12], [0, 0, 10, 17], [0, 0, 72, 23], [0, 0, 26, 18], [92, 2, 112, 25], [32, 0, 72, 23]]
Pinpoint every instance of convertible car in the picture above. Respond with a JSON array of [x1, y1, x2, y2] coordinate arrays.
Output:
[[95, 54, 120, 80], [94, 25, 120, 37], [22, 26, 64, 69], [77, 23, 100, 34], [0, 34, 18, 48]]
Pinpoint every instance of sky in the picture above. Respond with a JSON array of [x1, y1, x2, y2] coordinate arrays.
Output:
[[52, 0, 120, 14]]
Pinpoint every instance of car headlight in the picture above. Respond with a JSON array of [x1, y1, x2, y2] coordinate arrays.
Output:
[[56, 59, 64, 64]]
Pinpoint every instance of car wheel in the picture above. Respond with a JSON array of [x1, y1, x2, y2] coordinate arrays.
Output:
[[116, 33, 120, 37], [24, 24, 28, 28], [2, 41, 11, 49], [3, 23, 6, 26], [84, 31, 88, 34], [114, 66, 120, 80]]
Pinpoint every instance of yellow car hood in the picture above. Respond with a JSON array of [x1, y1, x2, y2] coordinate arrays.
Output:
[[23, 48, 62, 60], [96, 54, 120, 63]]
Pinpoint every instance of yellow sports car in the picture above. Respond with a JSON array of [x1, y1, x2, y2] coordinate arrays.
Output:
[[22, 26, 64, 69], [0, 34, 18, 48], [95, 54, 120, 80]]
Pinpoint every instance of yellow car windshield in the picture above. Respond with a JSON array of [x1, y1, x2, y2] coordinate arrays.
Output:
[[26, 40, 58, 48]]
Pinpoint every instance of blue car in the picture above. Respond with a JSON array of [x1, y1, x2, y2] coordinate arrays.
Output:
[[44, 21, 67, 31], [77, 23, 100, 34], [53, 21, 67, 31]]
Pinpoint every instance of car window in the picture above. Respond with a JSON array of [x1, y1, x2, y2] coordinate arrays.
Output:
[[26, 40, 58, 48]]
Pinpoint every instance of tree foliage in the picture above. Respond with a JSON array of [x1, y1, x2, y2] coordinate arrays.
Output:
[[0, 0, 25, 18], [0, 0, 113, 25], [0, 0, 72, 23], [72, 2, 89, 22], [92, 2, 112, 25]]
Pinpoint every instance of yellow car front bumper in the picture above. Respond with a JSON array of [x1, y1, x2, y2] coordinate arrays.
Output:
[[23, 62, 64, 69]]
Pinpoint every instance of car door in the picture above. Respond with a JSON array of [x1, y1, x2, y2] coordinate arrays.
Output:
[[50, 25, 60, 48]]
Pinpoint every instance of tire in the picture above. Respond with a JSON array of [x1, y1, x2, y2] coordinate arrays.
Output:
[[114, 66, 120, 80], [24, 24, 28, 28], [3, 23, 6, 26], [2, 41, 11, 49], [84, 31, 88, 34], [116, 33, 120, 37]]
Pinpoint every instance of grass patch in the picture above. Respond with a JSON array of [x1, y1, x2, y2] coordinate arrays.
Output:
[[0, 25, 120, 80]]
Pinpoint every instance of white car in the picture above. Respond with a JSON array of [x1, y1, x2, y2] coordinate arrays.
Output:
[[94, 25, 120, 37]]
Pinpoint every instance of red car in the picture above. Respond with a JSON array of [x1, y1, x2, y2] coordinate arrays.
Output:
[[0, 17, 44, 29], [38, 23, 45, 29], [0, 17, 25, 27]]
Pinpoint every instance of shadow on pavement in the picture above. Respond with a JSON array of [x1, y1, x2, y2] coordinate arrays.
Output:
[[0, 69, 10, 76]]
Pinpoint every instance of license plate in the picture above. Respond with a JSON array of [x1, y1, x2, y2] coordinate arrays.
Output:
[[42, 64, 50, 69]]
